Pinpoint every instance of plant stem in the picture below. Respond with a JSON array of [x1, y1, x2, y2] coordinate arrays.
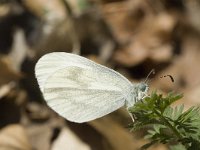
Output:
[[154, 109, 183, 139]]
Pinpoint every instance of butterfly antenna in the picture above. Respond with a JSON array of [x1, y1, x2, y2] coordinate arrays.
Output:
[[160, 75, 174, 83], [144, 69, 155, 84]]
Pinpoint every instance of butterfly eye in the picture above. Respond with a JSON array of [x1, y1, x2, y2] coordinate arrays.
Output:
[[139, 83, 148, 92]]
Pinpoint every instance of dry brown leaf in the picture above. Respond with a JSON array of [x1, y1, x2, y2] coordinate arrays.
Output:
[[181, 85, 200, 110], [0, 2, 23, 18], [25, 123, 53, 150], [0, 82, 16, 99], [23, 0, 80, 56], [112, 10, 176, 66], [114, 46, 148, 66], [0, 124, 31, 150], [51, 127, 91, 150], [186, 0, 200, 32], [0, 4, 10, 17], [90, 117, 138, 150], [101, 0, 153, 43], [22, 0, 67, 21], [89, 116, 167, 150], [25, 102, 50, 122], [149, 44, 173, 62], [101, 1, 136, 43], [0, 57, 21, 86], [8, 29, 29, 72], [23, 111, 66, 150]]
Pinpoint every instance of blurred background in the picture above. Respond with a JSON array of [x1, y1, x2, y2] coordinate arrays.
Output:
[[0, 0, 200, 149]]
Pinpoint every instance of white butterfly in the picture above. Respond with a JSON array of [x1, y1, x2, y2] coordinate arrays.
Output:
[[35, 52, 149, 123]]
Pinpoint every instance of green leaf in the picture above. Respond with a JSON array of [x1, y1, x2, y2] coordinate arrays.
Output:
[[173, 104, 184, 120], [129, 91, 200, 149], [170, 144, 186, 150]]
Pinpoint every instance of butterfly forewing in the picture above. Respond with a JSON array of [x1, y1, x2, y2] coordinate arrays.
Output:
[[35, 52, 95, 92]]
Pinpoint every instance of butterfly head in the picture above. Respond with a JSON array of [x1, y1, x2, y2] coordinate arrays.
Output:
[[136, 82, 148, 101], [131, 69, 154, 103], [126, 83, 148, 108]]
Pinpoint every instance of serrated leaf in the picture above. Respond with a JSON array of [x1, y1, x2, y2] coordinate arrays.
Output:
[[163, 106, 173, 118], [173, 104, 184, 120], [148, 130, 156, 135], [154, 125, 161, 133], [170, 144, 186, 150], [129, 91, 200, 149]]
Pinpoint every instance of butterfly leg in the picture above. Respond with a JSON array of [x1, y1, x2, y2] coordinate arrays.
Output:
[[129, 112, 135, 122]]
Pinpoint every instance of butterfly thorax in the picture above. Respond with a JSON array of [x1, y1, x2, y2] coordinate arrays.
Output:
[[125, 83, 148, 108]]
